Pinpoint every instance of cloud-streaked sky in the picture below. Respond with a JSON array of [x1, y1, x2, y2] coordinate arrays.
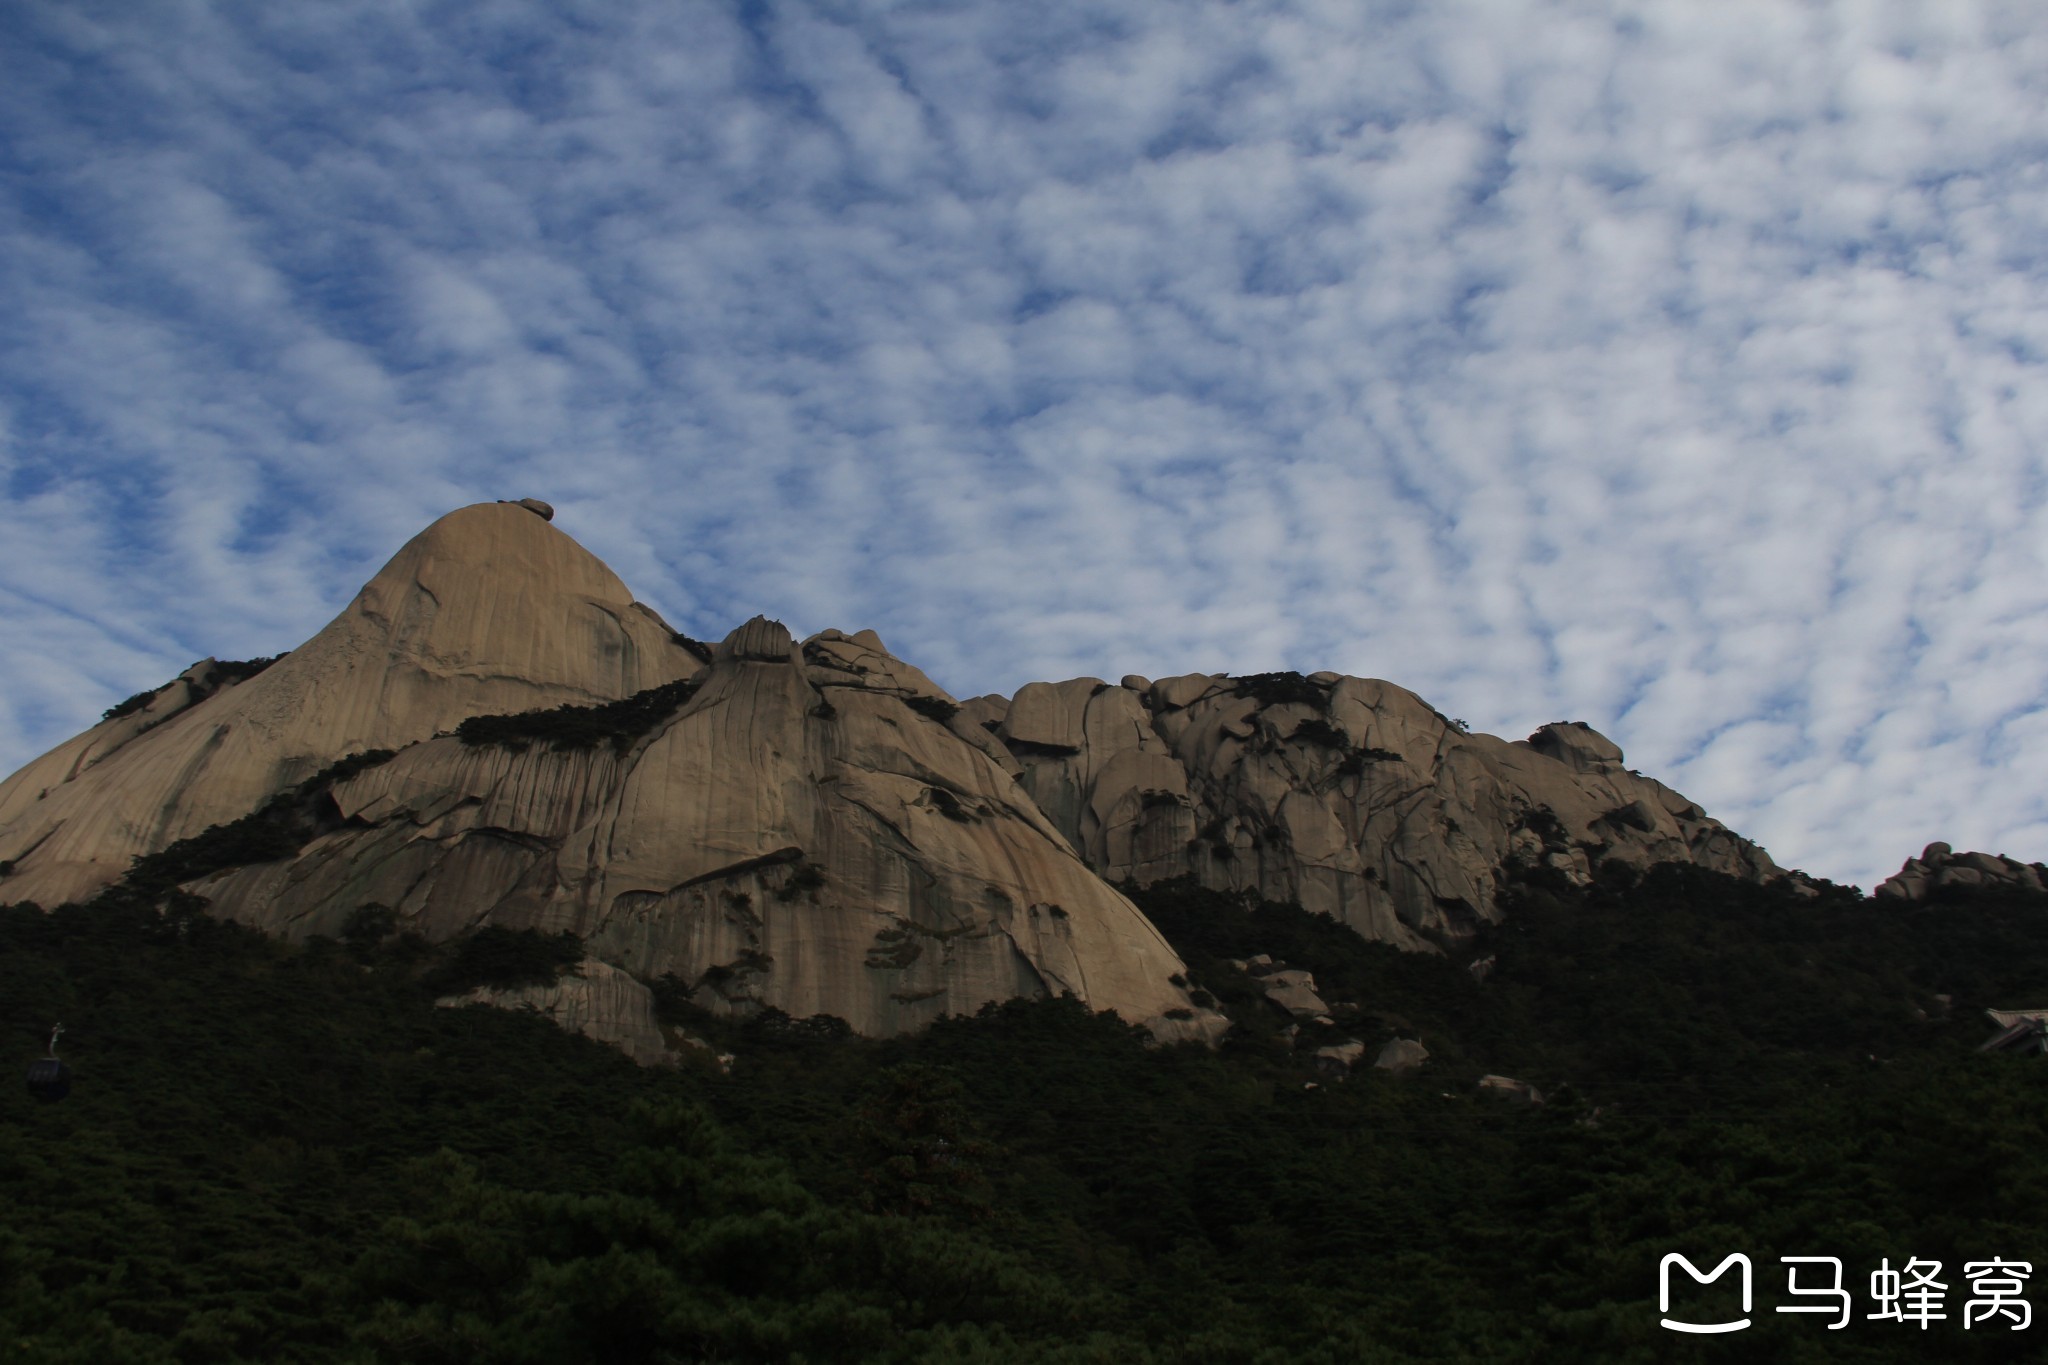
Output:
[[3, 1, 2044, 890]]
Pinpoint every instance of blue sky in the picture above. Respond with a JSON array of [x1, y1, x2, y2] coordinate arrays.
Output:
[[3, 0, 2045, 890]]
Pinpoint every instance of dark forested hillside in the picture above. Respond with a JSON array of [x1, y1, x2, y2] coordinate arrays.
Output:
[[4, 868, 2046, 1362]]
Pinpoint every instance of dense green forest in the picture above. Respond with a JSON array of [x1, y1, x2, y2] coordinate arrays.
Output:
[[4, 865, 2046, 1361]]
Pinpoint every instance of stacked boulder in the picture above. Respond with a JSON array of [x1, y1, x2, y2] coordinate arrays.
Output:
[[1875, 844, 2048, 901], [967, 673, 1780, 948], [1224, 954, 1401, 1078], [1373, 1038, 1429, 1072]]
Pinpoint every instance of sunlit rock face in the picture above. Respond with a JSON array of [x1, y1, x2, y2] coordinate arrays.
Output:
[[185, 616, 1206, 1043], [0, 502, 692, 909], [0, 499, 1787, 1058], [971, 676, 1779, 949]]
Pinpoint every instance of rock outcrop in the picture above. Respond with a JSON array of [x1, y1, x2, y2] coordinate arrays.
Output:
[[0, 499, 1811, 1061], [1313, 1039, 1368, 1073], [1373, 1038, 1429, 1072], [174, 615, 1209, 1043], [1258, 969, 1332, 1022], [1875, 844, 2048, 901], [1477, 1074, 1544, 1104], [436, 958, 673, 1064], [0, 502, 693, 908], [976, 676, 1777, 947]]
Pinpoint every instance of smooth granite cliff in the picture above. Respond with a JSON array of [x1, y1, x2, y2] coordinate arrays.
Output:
[[0, 501, 685, 909]]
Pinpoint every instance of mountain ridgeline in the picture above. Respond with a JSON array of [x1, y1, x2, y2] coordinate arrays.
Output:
[[8, 500, 2048, 1363], [0, 499, 2008, 1060]]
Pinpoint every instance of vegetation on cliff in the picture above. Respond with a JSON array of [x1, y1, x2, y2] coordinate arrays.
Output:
[[91, 749, 398, 915], [99, 656, 287, 723], [454, 676, 702, 754]]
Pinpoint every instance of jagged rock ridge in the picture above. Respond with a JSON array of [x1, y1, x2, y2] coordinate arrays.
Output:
[[966, 672, 1778, 949], [1876, 843, 2048, 901], [1, 500, 1799, 1060]]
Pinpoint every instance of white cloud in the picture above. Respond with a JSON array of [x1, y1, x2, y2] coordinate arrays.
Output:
[[2, 0, 2045, 890]]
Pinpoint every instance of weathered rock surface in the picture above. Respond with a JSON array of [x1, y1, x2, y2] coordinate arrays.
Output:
[[437, 958, 673, 1064], [1373, 1038, 1429, 1072], [976, 678, 1780, 947], [1875, 844, 2048, 901], [1259, 968, 1332, 1021], [1477, 1074, 1544, 1104], [1314, 1039, 1368, 1073], [0, 502, 695, 907], [185, 615, 1207, 1042], [1146, 1009, 1234, 1048]]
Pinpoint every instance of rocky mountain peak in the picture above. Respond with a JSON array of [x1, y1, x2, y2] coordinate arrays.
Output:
[[0, 502, 692, 910], [1, 502, 1803, 1060]]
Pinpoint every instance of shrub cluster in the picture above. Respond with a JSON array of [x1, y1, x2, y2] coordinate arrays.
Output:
[[100, 655, 287, 723], [99, 749, 397, 911], [207, 655, 285, 687], [101, 684, 170, 723], [1333, 745, 1404, 776], [8, 868, 2048, 1361], [1288, 716, 1350, 749], [775, 861, 827, 902], [420, 925, 586, 997], [669, 631, 714, 663], [455, 676, 701, 754], [905, 694, 960, 725], [1230, 670, 1328, 712]]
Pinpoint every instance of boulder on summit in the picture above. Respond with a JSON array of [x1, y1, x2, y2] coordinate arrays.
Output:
[[1875, 844, 2048, 900]]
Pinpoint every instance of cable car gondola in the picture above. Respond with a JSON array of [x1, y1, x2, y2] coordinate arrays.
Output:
[[26, 1024, 70, 1102]]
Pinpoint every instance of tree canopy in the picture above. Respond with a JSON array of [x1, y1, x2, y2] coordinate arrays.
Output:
[[3, 866, 2045, 1360]]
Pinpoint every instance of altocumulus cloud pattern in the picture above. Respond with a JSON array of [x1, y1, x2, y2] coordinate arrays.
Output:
[[0, 1, 2044, 889]]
